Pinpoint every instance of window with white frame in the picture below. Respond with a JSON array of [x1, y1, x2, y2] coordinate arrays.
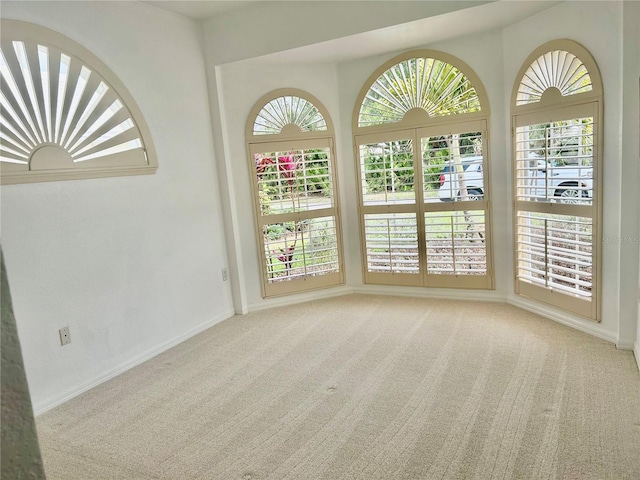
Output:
[[246, 89, 344, 297], [353, 51, 494, 289], [0, 20, 156, 184], [511, 40, 603, 320]]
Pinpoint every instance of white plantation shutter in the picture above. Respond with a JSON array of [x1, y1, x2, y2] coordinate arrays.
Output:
[[0, 20, 156, 184], [364, 213, 420, 280], [516, 50, 592, 106], [516, 212, 593, 299], [425, 211, 487, 276], [512, 40, 602, 320], [253, 96, 327, 135], [355, 126, 493, 289], [246, 90, 344, 297], [353, 51, 493, 290]]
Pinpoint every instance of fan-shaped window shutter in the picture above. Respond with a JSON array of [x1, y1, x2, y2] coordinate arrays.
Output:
[[511, 40, 603, 321], [515, 50, 593, 106], [352, 50, 494, 290], [246, 89, 344, 298], [252, 95, 328, 135], [0, 20, 156, 184]]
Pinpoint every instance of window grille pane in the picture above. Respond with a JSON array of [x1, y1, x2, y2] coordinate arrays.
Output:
[[516, 212, 592, 298], [425, 211, 487, 275], [359, 140, 414, 205], [358, 57, 481, 127], [421, 132, 483, 203], [364, 213, 419, 274], [515, 118, 593, 204], [255, 148, 333, 215], [263, 216, 339, 283]]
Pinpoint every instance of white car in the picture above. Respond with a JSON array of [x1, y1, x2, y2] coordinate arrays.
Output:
[[438, 156, 593, 203], [523, 159, 593, 203], [438, 156, 484, 202]]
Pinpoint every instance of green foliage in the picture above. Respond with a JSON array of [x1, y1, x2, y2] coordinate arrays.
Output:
[[422, 133, 482, 187], [300, 151, 331, 193], [364, 150, 414, 193], [258, 189, 271, 215], [361, 133, 482, 193], [265, 221, 297, 241], [524, 119, 593, 166], [359, 57, 481, 127]]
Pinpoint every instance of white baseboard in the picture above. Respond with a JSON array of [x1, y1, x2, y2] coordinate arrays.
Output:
[[33, 309, 235, 416], [352, 284, 507, 303], [247, 284, 506, 313], [507, 296, 617, 345], [635, 340, 640, 373], [616, 340, 636, 350], [247, 286, 355, 312]]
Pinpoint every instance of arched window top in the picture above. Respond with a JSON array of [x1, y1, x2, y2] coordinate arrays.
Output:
[[355, 51, 487, 129], [512, 40, 602, 109], [516, 50, 591, 105], [0, 20, 156, 184], [248, 89, 332, 140]]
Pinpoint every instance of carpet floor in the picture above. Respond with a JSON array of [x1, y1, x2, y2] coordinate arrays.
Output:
[[36, 294, 640, 479]]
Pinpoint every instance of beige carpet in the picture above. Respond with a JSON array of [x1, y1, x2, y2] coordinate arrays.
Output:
[[36, 294, 640, 479]]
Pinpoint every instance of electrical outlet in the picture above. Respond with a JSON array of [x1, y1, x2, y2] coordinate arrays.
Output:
[[222, 268, 228, 282], [59, 326, 71, 346]]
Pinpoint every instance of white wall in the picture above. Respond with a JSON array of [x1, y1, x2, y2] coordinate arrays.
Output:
[[503, 1, 636, 347], [619, 0, 640, 350], [0, 1, 234, 413], [623, 1, 640, 369]]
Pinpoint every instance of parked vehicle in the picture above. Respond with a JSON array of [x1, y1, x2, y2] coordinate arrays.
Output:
[[523, 159, 593, 203], [438, 156, 593, 203], [438, 156, 484, 201]]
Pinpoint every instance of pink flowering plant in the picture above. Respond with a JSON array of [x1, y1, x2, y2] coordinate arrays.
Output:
[[256, 152, 303, 278]]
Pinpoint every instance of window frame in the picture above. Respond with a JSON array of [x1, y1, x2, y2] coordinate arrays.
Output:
[[352, 50, 494, 290], [245, 88, 345, 298], [511, 39, 603, 321]]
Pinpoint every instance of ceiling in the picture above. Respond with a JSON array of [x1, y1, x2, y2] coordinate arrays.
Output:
[[248, 1, 559, 64], [144, 0, 266, 20], [143, 0, 559, 65]]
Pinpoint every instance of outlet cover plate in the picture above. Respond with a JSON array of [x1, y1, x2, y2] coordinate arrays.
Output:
[[59, 326, 71, 346]]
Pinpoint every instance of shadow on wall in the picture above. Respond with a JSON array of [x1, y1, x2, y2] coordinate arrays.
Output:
[[1, 250, 46, 478]]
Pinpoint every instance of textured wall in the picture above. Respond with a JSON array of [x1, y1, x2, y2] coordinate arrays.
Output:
[[1, 251, 46, 479]]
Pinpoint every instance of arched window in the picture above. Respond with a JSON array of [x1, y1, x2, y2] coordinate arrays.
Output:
[[246, 89, 344, 297], [353, 51, 493, 289], [0, 20, 156, 184], [511, 40, 603, 320]]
